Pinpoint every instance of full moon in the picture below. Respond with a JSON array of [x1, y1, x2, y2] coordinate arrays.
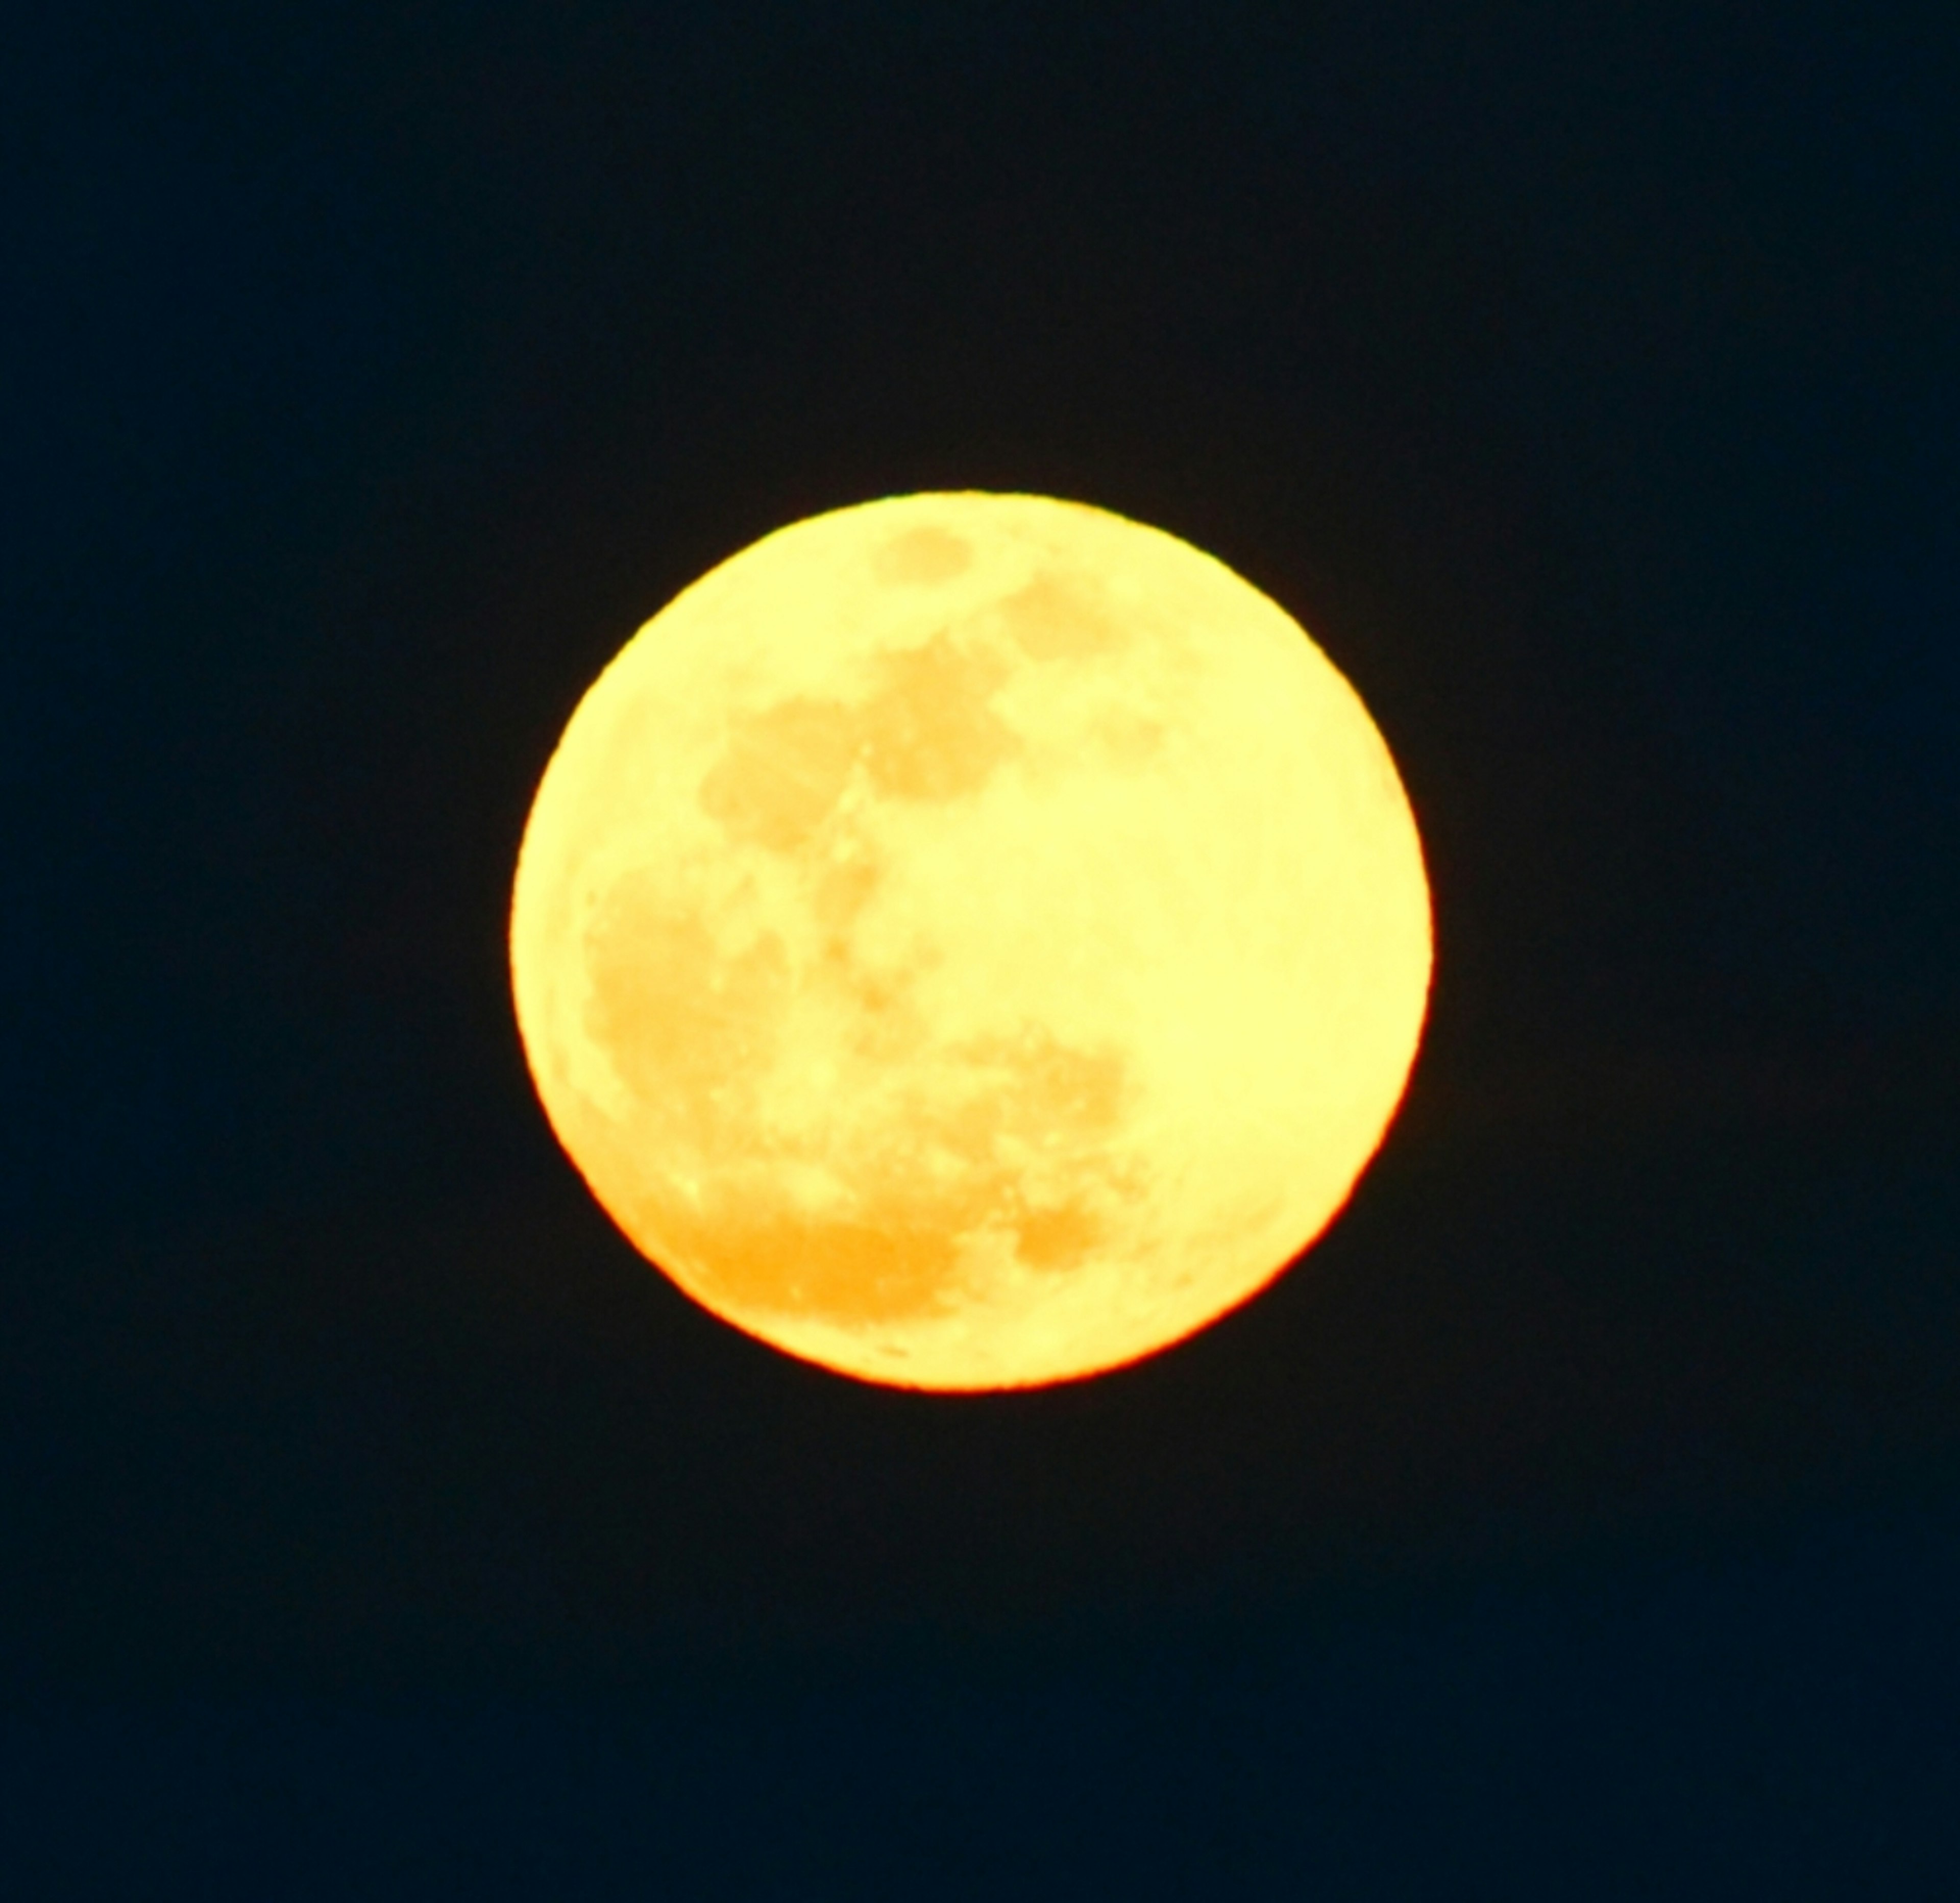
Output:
[[510, 493, 1431, 1389]]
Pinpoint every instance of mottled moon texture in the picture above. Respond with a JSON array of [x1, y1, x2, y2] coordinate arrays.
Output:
[[510, 494, 1431, 1389]]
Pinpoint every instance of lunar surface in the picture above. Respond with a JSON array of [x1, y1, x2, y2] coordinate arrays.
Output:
[[509, 493, 1431, 1389]]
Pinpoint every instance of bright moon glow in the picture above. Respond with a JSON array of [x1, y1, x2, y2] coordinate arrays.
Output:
[[510, 493, 1432, 1389]]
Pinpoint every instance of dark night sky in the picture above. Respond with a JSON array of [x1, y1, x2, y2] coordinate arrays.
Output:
[[6, 2, 1958, 1893]]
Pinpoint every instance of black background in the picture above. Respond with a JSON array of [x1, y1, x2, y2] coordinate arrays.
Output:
[[6, 3, 1958, 1893]]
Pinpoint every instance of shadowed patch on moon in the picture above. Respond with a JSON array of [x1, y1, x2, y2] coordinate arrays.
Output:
[[584, 606, 1145, 1328], [1092, 709, 1167, 769], [856, 633, 1018, 802], [999, 572, 1129, 661], [583, 863, 1142, 1326], [695, 695, 862, 855], [655, 1023, 1139, 1327], [698, 630, 1018, 850], [582, 907, 1141, 1324], [582, 874, 790, 1148], [874, 525, 973, 584]]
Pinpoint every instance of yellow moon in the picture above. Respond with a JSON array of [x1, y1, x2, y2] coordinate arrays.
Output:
[[510, 494, 1431, 1389]]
